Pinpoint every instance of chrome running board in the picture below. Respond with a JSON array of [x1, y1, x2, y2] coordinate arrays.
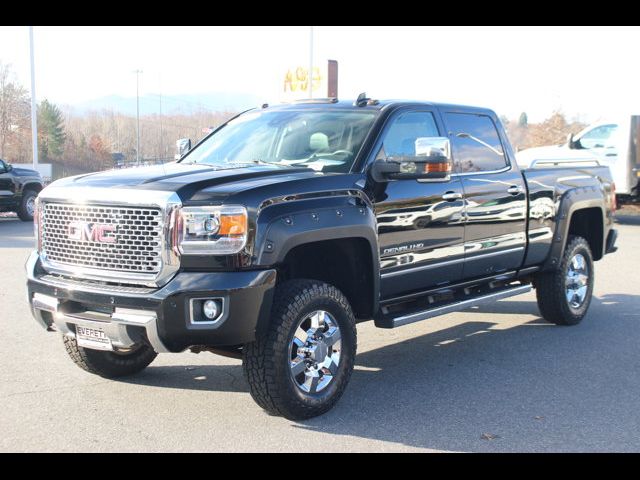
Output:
[[377, 284, 532, 328]]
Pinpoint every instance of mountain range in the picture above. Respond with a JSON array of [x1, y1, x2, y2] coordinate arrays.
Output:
[[68, 92, 263, 116]]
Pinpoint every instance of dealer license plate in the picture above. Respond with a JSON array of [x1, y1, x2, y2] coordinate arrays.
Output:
[[76, 325, 113, 351]]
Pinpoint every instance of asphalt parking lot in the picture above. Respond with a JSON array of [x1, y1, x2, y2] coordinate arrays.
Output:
[[1, 209, 640, 452]]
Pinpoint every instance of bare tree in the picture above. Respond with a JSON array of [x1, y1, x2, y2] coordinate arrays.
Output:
[[0, 63, 31, 160]]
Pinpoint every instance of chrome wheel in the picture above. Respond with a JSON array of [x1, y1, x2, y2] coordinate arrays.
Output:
[[289, 310, 341, 394], [566, 253, 589, 309], [26, 196, 36, 217]]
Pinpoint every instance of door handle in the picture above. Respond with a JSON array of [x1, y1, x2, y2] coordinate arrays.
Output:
[[507, 185, 523, 195], [442, 191, 463, 201]]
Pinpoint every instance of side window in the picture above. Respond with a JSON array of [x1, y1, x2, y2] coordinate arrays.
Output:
[[381, 111, 439, 157], [579, 124, 618, 149], [0, 160, 6, 173], [445, 113, 507, 173]]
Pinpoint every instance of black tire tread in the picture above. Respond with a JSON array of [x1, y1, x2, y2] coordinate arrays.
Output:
[[243, 279, 356, 420], [535, 235, 594, 326], [17, 190, 37, 221]]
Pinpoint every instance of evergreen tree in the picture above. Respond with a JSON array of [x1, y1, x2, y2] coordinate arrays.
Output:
[[518, 112, 528, 127], [38, 99, 66, 160]]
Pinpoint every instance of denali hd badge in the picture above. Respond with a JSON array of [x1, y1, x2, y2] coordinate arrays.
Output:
[[382, 243, 424, 255], [68, 222, 116, 243]]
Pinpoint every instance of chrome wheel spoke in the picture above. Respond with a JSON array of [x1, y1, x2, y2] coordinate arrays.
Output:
[[290, 357, 307, 377], [576, 285, 588, 302], [303, 371, 320, 393], [323, 326, 341, 347], [322, 354, 340, 375]]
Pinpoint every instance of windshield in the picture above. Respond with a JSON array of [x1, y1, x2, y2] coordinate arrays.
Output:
[[182, 110, 377, 173]]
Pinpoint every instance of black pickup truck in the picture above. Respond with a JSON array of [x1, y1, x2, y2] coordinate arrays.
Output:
[[0, 158, 43, 221], [26, 98, 617, 419]]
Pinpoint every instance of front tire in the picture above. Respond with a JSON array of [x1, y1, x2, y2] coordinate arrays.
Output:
[[243, 280, 357, 420], [18, 190, 37, 221], [535, 235, 594, 325], [63, 336, 157, 378]]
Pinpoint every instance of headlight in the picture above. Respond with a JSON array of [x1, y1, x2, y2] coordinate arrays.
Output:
[[176, 205, 248, 255]]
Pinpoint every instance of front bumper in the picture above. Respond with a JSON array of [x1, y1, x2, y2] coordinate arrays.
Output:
[[26, 251, 276, 352]]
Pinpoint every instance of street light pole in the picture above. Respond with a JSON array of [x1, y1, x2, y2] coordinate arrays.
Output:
[[29, 26, 38, 171], [134, 69, 142, 165], [308, 26, 314, 99]]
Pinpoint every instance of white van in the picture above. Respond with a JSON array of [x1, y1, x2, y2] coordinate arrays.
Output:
[[517, 116, 640, 202]]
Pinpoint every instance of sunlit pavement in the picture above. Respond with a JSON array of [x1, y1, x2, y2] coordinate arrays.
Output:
[[1, 208, 639, 452]]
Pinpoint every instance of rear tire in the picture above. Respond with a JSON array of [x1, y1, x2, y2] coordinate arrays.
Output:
[[63, 336, 157, 378], [535, 235, 594, 325], [243, 280, 357, 420], [17, 190, 37, 221]]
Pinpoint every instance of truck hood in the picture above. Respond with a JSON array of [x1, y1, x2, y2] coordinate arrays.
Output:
[[11, 167, 41, 177], [516, 144, 597, 168], [44, 162, 318, 202]]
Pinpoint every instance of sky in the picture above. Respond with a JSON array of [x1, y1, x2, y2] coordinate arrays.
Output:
[[0, 26, 639, 123]]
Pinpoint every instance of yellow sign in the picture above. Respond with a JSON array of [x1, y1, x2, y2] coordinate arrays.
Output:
[[284, 66, 322, 93]]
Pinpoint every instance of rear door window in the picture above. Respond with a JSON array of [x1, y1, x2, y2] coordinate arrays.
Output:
[[444, 113, 508, 173]]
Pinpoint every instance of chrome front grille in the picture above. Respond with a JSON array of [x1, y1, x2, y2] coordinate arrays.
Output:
[[41, 203, 163, 274]]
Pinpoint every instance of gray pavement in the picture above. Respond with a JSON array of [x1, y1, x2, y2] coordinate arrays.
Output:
[[1, 209, 640, 452]]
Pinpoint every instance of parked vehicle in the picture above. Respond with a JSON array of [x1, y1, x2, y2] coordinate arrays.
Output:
[[0, 158, 44, 221], [517, 116, 640, 203], [27, 97, 617, 419]]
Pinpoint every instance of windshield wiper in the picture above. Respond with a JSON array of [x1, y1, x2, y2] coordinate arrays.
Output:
[[225, 159, 276, 166]]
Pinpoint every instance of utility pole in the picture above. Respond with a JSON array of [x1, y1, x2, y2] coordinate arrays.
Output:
[[308, 26, 314, 99], [29, 26, 38, 171], [159, 73, 163, 163], [134, 69, 142, 165]]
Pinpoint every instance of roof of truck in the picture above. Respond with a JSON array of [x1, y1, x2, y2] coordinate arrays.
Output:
[[263, 99, 496, 116]]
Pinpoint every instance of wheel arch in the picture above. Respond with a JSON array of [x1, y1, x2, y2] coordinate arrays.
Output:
[[254, 197, 379, 322], [542, 186, 606, 271]]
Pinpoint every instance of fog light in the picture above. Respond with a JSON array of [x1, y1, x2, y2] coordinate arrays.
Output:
[[203, 299, 220, 320]]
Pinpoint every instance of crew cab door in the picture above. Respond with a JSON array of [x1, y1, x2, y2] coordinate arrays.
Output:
[[0, 160, 15, 207], [442, 112, 527, 278], [371, 109, 466, 298]]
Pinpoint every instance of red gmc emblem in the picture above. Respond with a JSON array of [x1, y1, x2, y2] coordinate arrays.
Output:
[[68, 222, 116, 243]]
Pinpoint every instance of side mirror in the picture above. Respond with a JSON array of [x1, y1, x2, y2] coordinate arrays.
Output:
[[6, 163, 12, 172], [175, 138, 192, 159], [567, 133, 576, 149], [371, 137, 452, 182]]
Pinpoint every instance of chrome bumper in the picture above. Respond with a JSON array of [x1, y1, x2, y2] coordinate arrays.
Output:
[[31, 291, 169, 353], [27, 251, 169, 353]]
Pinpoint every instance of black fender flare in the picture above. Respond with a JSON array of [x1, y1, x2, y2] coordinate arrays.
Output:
[[542, 185, 605, 271], [253, 193, 380, 315], [20, 181, 44, 196]]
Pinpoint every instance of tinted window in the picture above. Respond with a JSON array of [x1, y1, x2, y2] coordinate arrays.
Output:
[[381, 111, 439, 157], [445, 113, 507, 173]]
